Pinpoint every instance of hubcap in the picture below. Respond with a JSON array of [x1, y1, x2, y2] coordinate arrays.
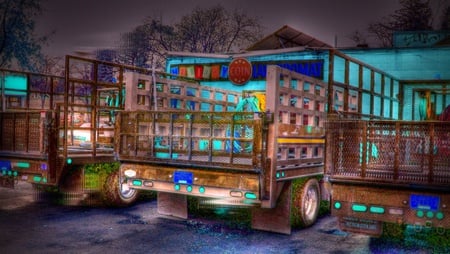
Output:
[[120, 181, 136, 199], [304, 187, 318, 220]]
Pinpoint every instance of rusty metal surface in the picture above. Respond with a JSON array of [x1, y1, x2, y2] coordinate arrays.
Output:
[[332, 184, 450, 232], [117, 111, 263, 170], [0, 112, 44, 154], [327, 120, 450, 188]]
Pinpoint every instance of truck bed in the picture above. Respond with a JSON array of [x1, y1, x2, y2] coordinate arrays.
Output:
[[326, 119, 450, 189]]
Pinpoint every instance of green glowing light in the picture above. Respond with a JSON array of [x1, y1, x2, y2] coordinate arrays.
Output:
[[436, 212, 444, 220], [244, 192, 257, 199], [33, 176, 42, 182], [16, 162, 30, 168], [66, 158, 73, 164], [369, 206, 385, 214], [352, 204, 367, 212], [334, 202, 342, 209], [186, 185, 193, 192], [416, 210, 424, 218], [132, 180, 142, 186], [174, 184, 180, 191], [199, 186, 205, 194], [426, 211, 434, 219]]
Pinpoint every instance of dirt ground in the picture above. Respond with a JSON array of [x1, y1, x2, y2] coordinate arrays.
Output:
[[0, 182, 446, 254]]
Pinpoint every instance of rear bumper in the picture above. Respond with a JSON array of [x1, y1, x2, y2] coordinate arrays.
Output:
[[120, 162, 262, 206], [331, 183, 450, 235]]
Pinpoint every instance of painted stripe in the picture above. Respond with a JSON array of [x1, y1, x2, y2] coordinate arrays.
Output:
[[277, 138, 325, 144]]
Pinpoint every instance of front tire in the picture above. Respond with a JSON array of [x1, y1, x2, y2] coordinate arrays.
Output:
[[103, 171, 138, 206]]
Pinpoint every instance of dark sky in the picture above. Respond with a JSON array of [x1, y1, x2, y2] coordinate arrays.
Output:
[[36, 0, 413, 56]]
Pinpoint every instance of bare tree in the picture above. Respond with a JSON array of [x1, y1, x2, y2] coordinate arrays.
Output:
[[175, 5, 263, 53], [368, 0, 433, 47], [118, 19, 175, 69], [439, 5, 450, 29], [117, 5, 263, 68], [0, 0, 50, 71], [35, 55, 64, 75], [347, 30, 368, 47]]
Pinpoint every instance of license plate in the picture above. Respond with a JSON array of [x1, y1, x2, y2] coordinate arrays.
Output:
[[173, 171, 193, 185], [0, 160, 11, 170], [410, 194, 440, 211], [339, 217, 382, 237]]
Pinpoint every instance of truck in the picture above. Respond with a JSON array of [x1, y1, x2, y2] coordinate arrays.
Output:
[[114, 47, 425, 234], [0, 55, 159, 206], [116, 65, 327, 234], [327, 89, 450, 237]]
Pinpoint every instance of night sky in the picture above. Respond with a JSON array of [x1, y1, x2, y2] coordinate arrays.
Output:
[[36, 0, 410, 56]]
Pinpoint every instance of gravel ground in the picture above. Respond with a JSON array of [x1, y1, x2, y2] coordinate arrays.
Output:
[[0, 182, 447, 254]]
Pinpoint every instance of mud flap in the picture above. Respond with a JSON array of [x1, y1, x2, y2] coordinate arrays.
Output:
[[157, 192, 188, 219], [0, 176, 15, 188], [251, 181, 292, 234]]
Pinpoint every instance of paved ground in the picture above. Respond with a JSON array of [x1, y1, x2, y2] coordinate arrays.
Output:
[[0, 182, 447, 254]]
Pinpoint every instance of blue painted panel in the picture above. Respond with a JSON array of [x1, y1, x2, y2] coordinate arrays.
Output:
[[343, 47, 450, 80]]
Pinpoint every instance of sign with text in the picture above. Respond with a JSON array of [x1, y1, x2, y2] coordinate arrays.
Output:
[[170, 59, 324, 82], [228, 58, 252, 85]]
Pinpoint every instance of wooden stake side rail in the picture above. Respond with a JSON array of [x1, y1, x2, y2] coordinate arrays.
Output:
[[262, 66, 327, 207], [115, 111, 264, 171]]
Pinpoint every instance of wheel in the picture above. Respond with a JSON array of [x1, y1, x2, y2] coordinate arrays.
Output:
[[102, 171, 138, 206], [292, 178, 321, 227]]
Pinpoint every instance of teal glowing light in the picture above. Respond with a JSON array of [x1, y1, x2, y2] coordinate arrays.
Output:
[[352, 204, 367, 212], [174, 184, 180, 191], [199, 186, 205, 194], [66, 158, 72, 164], [244, 192, 257, 199], [16, 162, 30, 168], [436, 212, 444, 220], [417, 210, 424, 218], [186, 185, 193, 192], [132, 180, 142, 186], [369, 206, 385, 214], [334, 201, 342, 209]]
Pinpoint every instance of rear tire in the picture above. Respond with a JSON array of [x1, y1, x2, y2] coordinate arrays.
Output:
[[292, 178, 320, 227], [103, 171, 138, 206]]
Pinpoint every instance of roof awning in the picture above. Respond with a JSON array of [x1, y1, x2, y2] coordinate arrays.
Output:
[[246, 25, 332, 51]]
